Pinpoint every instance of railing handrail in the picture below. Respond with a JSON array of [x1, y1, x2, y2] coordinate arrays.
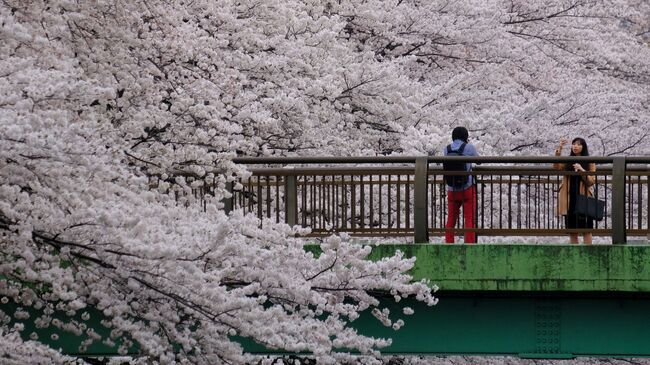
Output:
[[245, 165, 647, 175], [233, 156, 650, 165]]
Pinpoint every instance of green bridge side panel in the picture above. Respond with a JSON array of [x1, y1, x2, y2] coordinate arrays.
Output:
[[7, 293, 650, 357], [239, 293, 650, 357], [0, 299, 136, 356], [365, 244, 650, 292], [356, 295, 536, 356], [561, 298, 650, 356], [341, 294, 650, 357]]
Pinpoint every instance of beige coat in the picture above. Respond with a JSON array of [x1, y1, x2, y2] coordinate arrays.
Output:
[[553, 148, 596, 216]]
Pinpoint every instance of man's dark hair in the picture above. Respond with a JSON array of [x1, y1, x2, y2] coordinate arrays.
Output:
[[451, 127, 469, 143]]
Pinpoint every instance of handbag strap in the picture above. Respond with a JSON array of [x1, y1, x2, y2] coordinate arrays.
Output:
[[577, 162, 594, 194]]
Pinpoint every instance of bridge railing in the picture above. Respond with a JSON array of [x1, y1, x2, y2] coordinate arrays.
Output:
[[227, 157, 650, 244]]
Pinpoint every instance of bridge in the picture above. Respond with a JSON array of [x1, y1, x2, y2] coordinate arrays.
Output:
[[228, 156, 650, 358], [5, 156, 650, 359]]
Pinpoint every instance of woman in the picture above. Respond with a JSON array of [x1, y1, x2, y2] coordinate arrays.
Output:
[[553, 137, 596, 244]]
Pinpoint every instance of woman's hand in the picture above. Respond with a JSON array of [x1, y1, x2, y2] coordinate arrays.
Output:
[[573, 163, 585, 172], [559, 137, 568, 150]]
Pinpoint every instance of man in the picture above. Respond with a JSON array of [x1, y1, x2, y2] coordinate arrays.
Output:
[[443, 126, 479, 244]]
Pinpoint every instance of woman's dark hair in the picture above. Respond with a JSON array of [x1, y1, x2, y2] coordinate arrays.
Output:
[[566, 137, 590, 171], [569, 137, 589, 156], [451, 127, 469, 143]]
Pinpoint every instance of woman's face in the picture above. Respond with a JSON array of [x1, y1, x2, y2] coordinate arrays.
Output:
[[571, 141, 583, 155]]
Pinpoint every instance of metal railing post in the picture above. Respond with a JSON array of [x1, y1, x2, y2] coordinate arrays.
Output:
[[414, 157, 429, 243], [611, 157, 627, 244], [285, 173, 297, 226], [223, 181, 233, 215]]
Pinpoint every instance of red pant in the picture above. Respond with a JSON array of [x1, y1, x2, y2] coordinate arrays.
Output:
[[445, 185, 477, 244]]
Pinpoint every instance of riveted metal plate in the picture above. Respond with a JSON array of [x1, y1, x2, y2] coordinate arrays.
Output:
[[535, 300, 561, 354]]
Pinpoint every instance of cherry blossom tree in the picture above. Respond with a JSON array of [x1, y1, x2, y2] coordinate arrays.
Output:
[[1, 1, 436, 364], [390, 0, 650, 156]]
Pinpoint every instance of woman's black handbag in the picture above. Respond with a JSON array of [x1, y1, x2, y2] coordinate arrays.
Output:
[[575, 194, 605, 221]]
